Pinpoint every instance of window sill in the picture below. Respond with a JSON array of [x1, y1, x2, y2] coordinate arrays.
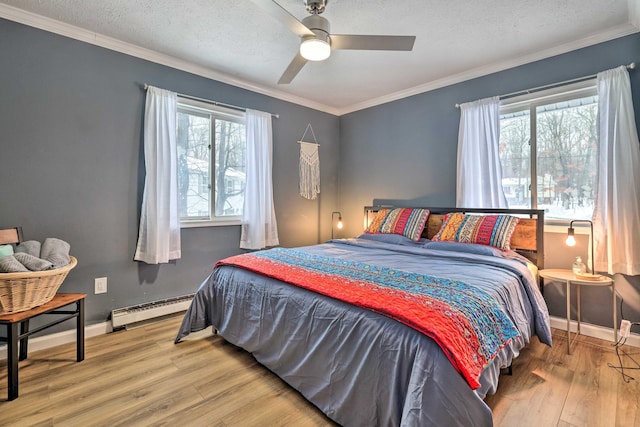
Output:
[[181, 220, 241, 228]]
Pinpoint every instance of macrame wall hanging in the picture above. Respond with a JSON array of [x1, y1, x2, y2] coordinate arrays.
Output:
[[298, 123, 320, 200]]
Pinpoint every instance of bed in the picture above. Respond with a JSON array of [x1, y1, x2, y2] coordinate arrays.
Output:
[[175, 207, 552, 426]]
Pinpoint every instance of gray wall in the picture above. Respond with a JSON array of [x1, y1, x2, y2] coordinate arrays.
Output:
[[2, 16, 639, 334], [339, 33, 640, 329], [0, 18, 340, 325]]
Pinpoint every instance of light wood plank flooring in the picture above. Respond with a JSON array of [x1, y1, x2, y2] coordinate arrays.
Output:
[[1, 315, 638, 426]]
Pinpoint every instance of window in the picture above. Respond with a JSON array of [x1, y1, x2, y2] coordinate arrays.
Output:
[[176, 98, 246, 225], [499, 82, 597, 221]]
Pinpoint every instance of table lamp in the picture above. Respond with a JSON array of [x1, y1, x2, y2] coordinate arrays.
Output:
[[331, 211, 343, 239], [566, 219, 600, 280]]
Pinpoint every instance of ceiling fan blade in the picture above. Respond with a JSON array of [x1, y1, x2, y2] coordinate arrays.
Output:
[[278, 53, 308, 84], [331, 35, 416, 51], [251, 0, 314, 37]]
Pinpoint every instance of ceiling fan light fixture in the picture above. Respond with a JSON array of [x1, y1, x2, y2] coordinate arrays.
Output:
[[254, 0, 415, 84], [300, 35, 331, 61]]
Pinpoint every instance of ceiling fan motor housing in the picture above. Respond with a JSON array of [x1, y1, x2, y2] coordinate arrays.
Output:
[[302, 14, 330, 41]]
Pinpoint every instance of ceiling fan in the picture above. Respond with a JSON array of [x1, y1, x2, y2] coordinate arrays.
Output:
[[252, 0, 416, 84]]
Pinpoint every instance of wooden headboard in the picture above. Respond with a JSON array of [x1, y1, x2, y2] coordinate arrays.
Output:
[[364, 206, 545, 270]]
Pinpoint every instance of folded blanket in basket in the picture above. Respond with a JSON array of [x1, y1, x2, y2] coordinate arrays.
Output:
[[14, 253, 53, 271], [15, 240, 41, 258], [41, 238, 70, 269], [0, 255, 30, 273], [0, 245, 14, 258]]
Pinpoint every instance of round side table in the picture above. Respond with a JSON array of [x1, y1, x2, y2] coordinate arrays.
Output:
[[539, 269, 615, 354]]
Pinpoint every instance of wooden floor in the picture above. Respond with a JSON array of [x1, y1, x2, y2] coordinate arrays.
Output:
[[1, 315, 639, 427]]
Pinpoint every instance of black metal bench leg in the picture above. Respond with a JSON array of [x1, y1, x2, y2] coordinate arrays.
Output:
[[18, 320, 29, 361], [77, 299, 85, 362], [8, 322, 19, 401]]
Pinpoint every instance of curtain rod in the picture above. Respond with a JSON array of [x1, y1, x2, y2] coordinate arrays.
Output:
[[455, 62, 636, 108], [143, 84, 279, 119]]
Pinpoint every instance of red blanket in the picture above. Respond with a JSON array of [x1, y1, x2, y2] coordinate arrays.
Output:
[[217, 248, 519, 389]]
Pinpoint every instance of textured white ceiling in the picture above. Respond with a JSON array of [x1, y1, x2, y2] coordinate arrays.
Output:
[[0, 0, 637, 114]]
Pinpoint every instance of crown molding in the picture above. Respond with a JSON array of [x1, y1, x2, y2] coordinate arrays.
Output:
[[336, 23, 640, 116], [1, 4, 637, 117], [630, 0, 640, 29], [0, 3, 340, 116]]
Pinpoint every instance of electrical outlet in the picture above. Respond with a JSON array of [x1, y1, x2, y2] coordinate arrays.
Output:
[[620, 319, 631, 338], [94, 277, 107, 294]]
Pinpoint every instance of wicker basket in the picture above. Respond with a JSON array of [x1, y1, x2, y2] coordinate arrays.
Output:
[[0, 256, 77, 314]]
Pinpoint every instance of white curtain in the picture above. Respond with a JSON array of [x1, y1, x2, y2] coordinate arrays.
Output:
[[134, 86, 181, 264], [593, 66, 640, 275], [240, 109, 279, 249], [456, 96, 508, 208]]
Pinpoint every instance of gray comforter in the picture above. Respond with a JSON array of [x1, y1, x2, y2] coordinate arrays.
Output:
[[176, 236, 551, 426]]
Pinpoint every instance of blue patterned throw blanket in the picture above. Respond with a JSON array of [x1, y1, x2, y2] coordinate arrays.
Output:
[[218, 247, 520, 389]]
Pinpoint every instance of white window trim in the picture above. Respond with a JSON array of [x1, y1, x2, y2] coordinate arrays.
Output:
[[500, 79, 596, 113], [500, 80, 598, 229], [180, 219, 242, 228], [177, 97, 246, 228]]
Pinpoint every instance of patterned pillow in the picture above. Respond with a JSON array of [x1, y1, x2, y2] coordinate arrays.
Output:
[[366, 208, 430, 241], [432, 213, 520, 250]]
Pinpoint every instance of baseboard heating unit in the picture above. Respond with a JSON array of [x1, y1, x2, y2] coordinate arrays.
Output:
[[111, 294, 194, 329]]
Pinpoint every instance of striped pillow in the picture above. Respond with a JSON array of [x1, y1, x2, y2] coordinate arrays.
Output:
[[366, 208, 430, 242], [432, 213, 520, 250]]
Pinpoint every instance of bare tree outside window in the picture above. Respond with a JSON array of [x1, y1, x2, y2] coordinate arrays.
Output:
[[215, 120, 246, 217], [499, 111, 530, 208], [177, 110, 211, 219], [177, 104, 246, 223], [499, 93, 597, 220]]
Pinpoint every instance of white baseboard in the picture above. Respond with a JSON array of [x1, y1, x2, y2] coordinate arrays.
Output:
[[549, 315, 640, 348], [0, 321, 112, 360], [1, 317, 636, 360]]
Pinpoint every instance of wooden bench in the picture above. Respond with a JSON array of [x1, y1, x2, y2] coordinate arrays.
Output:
[[0, 293, 86, 400]]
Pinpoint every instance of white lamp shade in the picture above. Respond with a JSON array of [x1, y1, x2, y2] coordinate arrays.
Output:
[[300, 38, 331, 61]]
